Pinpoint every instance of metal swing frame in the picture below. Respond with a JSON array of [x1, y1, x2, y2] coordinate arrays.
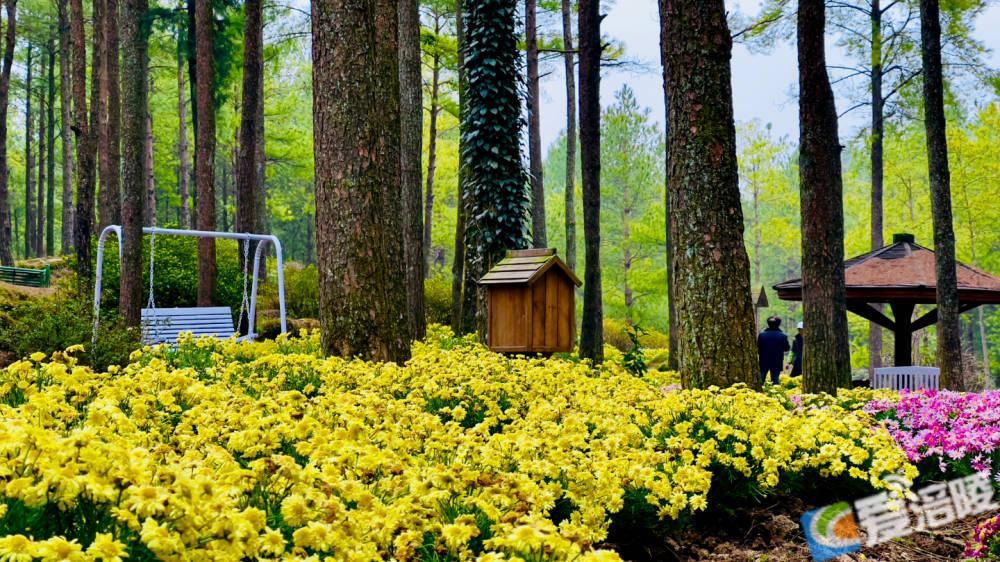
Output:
[[93, 225, 288, 341]]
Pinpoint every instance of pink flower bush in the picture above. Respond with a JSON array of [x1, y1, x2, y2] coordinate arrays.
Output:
[[864, 389, 1000, 474]]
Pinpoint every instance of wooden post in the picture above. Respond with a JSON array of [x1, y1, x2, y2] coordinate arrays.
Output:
[[891, 301, 915, 366]]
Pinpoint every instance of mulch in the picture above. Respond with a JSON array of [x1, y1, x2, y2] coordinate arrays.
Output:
[[603, 494, 997, 561]]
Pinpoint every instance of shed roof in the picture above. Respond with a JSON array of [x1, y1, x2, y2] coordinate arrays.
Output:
[[774, 234, 1000, 304], [479, 248, 582, 287]]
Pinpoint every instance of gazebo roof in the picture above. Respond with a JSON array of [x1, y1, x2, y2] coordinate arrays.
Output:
[[773, 234, 1000, 304]]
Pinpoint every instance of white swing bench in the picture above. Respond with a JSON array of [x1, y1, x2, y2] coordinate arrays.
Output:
[[871, 366, 941, 391], [93, 226, 288, 346]]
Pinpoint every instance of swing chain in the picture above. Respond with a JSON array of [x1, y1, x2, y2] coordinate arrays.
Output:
[[236, 237, 252, 335], [146, 231, 159, 341]]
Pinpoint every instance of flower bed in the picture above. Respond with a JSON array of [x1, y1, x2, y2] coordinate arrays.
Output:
[[0, 328, 914, 560]]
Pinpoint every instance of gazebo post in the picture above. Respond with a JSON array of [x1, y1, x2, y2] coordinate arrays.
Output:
[[890, 301, 915, 366]]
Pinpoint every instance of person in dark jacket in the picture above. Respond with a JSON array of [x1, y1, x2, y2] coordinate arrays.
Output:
[[789, 321, 804, 377], [757, 316, 790, 385]]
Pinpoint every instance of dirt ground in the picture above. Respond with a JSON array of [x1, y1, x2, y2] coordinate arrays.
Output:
[[604, 494, 996, 561]]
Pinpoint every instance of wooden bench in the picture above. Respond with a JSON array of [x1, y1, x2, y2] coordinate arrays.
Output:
[[0, 265, 50, 287], [141, 307, 253, 345], [872, 366, 940, 391]]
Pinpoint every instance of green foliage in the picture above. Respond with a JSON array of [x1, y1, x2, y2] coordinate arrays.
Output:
[[461, 0, 529, 274], [621, 323, 647, 376], [277, 263, 319, 319], [425, 273, 453, 326]]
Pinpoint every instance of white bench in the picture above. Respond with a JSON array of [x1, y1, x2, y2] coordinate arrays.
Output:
[[141, 307, 253, 345], [872, 366, 940, 391]]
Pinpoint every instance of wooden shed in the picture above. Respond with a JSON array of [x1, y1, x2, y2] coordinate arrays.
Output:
[[480, 248, 582, 354]]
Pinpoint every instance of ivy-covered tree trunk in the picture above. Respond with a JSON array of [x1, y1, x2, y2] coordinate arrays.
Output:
[[120, 0, 148, 328], [462, 0, 530, 338], [920, 0, 963, 388], [450, 0, 467, 334], [578, 0, 603, 362], [399, 0, 426, 340], [0, 0, 15, 267], [195, 0, 216, 306], [560, 0, 577, 273], [798, 0, 851, 393], [658, 0, 758, 388], [58, 0, 74, 254], [312, 0, 410, 362], [72, 0, 98, 293], [526, 0, 545, 247]]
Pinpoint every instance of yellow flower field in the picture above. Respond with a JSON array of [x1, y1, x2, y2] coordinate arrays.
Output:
[[0, 326, 914, 561]]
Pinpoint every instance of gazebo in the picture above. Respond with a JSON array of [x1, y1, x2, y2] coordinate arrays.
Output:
[[773, 233, 1000, 366]]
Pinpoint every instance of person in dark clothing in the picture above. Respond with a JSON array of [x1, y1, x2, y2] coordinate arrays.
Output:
[[757, 316, 790, 385], [789, 322, 804, 377]]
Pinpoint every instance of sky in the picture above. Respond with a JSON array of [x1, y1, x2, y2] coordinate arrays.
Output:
[[536, 0, 1000, 154]]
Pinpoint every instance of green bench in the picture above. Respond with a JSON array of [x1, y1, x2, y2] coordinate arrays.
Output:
[[0, 264, 51, 287]]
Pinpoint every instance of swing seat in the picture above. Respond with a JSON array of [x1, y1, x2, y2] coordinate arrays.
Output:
[[141, 307, 255, 345]]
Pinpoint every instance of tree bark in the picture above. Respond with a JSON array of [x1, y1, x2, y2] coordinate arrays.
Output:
[[798, 0, 852, 393], [46, 40, 55, 255], [399, 0, 426, 339], [236, 0, 261, 239], [24, 43, 34, 257], [578, 0, 603, 362], [195, 0, 216, 306], [120, 0, 148, 328], [72, 0, 97, 293], [920, 0, 962, 388], [104, 0, 122, 228], [36, 55, 45, 258], [526, 0, 545, 247], [424, 22, 440, 276], [0, 0, 15, 267], [870, 0, 885, 374], [312, 0, 411, 362], [176, 24, 190, 228], [659, 0, 758, 388], [561, 0, 577, 274], [58, 0, 74, 254], [144, 96, 155, 226], [92, 0, 111, 231]]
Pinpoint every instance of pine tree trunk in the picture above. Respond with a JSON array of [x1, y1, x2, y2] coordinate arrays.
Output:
[[46, 41, 55, 255], [798, 0, 852, 393], [526, 0, 545, 247], [176, 29, 190, 228], [104, 0, 122, 227], [144, 99, 155, 226], [93, 0, 111, 231], [72, 0, 97, 293], [920, 0, 963, 388], [24, 44, 34, 258], [399, 0, 426, 339], [870, 0, 885, 374], [36, 65, 45, 258], [58, 0, 74, 254], [659, 0, 758, 388], [195, 0, 216, 306], [312, 0, 411, 362], [0, 0, 15, 267], [424, 38, 440, 276], [254, 61, 267, 281], [623, 180, 633, 321], [561, 0, 577, 273], [120, 0, 148, 328], [236, 0, 261, 240], [578, 0, 603, 362]]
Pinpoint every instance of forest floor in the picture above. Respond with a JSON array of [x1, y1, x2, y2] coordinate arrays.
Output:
[[604, 494, 992, 561]]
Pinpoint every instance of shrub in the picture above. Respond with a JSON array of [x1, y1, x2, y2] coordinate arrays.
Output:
[[425, 273, 453, 326], [604, 317, 670, 353]]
